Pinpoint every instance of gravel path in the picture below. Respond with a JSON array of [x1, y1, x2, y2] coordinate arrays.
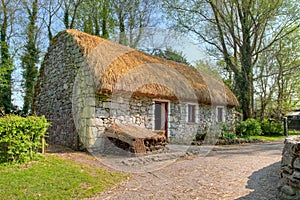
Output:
[[50, 141, 283, 199], [91, 141, 283, 200]]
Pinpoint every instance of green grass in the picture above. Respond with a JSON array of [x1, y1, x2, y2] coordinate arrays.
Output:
[[250, 135, 285, 141], [0, 155, 129, 200], [250, 131, 300, 141], [288, 130, 300, 135]]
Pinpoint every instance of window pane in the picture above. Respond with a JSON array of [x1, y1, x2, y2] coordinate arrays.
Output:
[[217, 107, 223, 122], [188, 104, 196, 122]]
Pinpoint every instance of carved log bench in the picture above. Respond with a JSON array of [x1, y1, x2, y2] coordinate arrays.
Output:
[[105, 123, 167, 154]]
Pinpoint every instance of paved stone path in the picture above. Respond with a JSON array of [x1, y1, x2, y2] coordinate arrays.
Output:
[[90, 141, 283, 200]]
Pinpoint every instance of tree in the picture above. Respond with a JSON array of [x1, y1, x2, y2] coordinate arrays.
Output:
[[75, 0, 113, 38], [194, 60, 221, 78], [21, 0, 39, 114], [112, 0, 158, 48], [255, 28, 300, 120], [40, 0, 62, 42], [164, 0, 300, 119], [61, 0, 84, 29], [0, 0, 18, 113], [150, 48, 189, 65]]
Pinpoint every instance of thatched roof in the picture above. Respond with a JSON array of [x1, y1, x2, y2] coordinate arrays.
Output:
[[63, 29, 239, 107]]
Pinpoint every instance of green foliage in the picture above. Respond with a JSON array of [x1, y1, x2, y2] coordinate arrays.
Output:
[[260, 119, 283, 135], [0, 39, 14, 114], [194, 59, 221, 78], [289, 130, 300, 135], [0, 1, 14, 114], [75, 0, 114, 38], [21, 0, 39, 114], [0, 155, 128, 199], [220, 122, 233, 135], [221, 133, 237, 140], [219, 123, 237, 140], [236, 119, 262, 136], [151, 48, 190, 65], [0, 115, 50, 163]]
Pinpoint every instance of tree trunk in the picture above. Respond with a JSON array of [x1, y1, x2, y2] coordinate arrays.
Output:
[[238, 2, 253, 119]]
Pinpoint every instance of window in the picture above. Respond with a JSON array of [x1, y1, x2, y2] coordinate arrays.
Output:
[[187, 104, 196, 123], [216, 106, 225, 122]]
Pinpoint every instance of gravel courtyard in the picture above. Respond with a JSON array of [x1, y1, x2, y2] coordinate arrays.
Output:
[[84, 141, 283, 200]]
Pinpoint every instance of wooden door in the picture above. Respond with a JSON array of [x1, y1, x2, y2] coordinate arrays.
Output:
[[154, 101, 168, 138]]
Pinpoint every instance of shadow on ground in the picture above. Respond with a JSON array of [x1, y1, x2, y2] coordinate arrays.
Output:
[[237, 161, 281, 200]]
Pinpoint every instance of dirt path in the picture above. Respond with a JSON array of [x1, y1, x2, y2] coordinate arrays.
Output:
[[50, 141, 284, 199]]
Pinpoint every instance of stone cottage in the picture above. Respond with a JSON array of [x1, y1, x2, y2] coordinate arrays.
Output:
[[34, 29, 239, 151]]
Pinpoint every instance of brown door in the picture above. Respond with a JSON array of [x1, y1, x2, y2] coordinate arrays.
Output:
[[154, 101, 168, 138]]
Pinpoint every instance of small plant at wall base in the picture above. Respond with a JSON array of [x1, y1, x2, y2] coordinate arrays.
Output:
[[220, 122, 235, 137], [221, 133, 238, 140], [0, 115, 50, 163]]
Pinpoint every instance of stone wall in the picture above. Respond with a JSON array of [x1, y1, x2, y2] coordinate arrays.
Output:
[[86, 94, 236, 150], [34, 31, 85, 149], [166, 103, 235, 144], [279, 136, 300, 199]]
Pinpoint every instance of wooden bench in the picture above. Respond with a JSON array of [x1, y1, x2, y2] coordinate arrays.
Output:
[[105, 123, 167, 154]]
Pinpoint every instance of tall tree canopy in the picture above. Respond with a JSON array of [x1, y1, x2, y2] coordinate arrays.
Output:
[[0, 0, 19, 113], [255, 28, 300, 119], [164, 0, 300, 119], [21, 0, 39, 114]]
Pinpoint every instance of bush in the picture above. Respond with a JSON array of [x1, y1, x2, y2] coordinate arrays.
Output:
[[260, 119, 283, 136], [0, 115, 50, 163], [221, 133, 237, 140], [220, 122, 234, 135], [236, 118, 262, 136]]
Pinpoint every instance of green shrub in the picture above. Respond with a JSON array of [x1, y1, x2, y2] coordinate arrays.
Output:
[[260, 119, 283, 135], [236, 118, 262, 136], [221, 133, 237, 140], [220, 122, 234, 135], [0, 115, 50, 163]]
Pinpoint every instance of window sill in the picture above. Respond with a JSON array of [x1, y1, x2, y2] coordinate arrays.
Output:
[[187, 121, 197, 124]]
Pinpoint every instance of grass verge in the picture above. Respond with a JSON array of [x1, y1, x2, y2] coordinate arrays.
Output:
[[250, 135, 285, 141], [0, 154, 129, 200], [250, 131, 300, 141]]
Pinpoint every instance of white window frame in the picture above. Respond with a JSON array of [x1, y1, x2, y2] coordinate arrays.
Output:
[[216, 106, 225, 122], [186, 103, 198, 123]]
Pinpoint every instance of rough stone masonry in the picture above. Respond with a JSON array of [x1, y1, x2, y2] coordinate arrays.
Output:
[[279, 136, 300, 199]]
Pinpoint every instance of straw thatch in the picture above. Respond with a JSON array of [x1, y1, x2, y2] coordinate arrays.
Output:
[[66, 29, 239, 107]]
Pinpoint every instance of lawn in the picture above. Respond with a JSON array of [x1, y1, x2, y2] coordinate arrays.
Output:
[[0, 155, 128, 200], [250, 130, 300, 141], [250, 135, 286, 141]]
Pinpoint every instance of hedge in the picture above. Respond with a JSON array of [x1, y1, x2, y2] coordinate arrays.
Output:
[[0, 115, 50, 163]]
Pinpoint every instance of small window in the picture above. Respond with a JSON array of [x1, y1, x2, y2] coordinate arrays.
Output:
[[188, 104, 196, 123], [216, 107, 224, 122]]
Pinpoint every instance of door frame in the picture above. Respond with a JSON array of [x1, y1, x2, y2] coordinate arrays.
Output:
[[152, 99, 170, 139]]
